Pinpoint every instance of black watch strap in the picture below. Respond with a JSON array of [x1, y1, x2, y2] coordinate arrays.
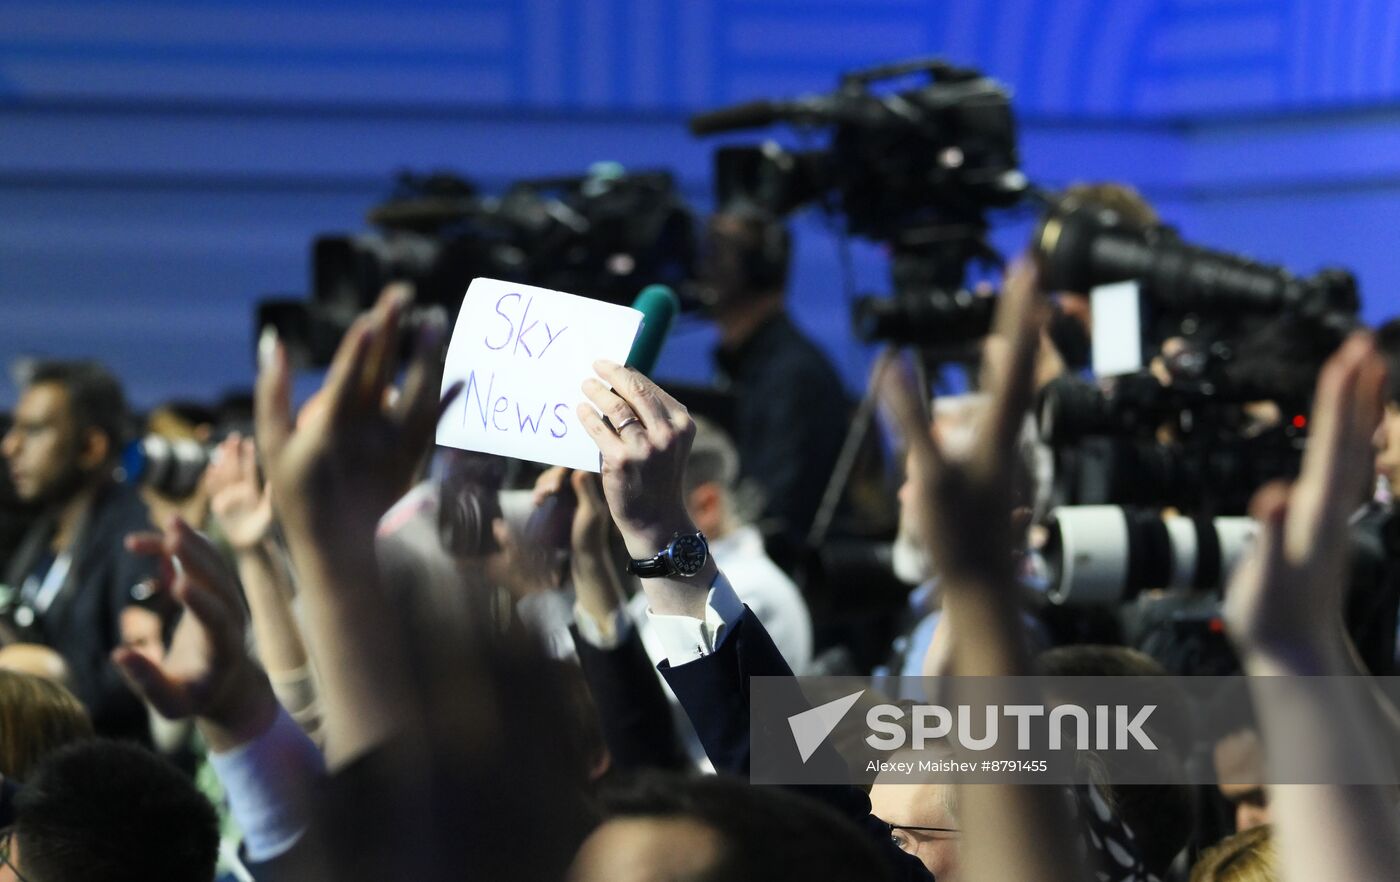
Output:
[[627, 555, 673, 578]]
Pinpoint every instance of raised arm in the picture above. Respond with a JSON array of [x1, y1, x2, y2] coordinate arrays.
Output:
[[882, 261, 1084, 882], [576, 360, 938, 881], [254, 285, 459, 769], [577, 360, 718, 620], [1223, 333, 1400, 882], [542, 466, 687, 771], [205, 432, 321, 739], [115, 518, 323, 863], [552, 467, 634, 636]]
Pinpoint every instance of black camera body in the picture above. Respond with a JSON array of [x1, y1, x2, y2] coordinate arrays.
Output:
[[697, 59, 1023, 241], [259, 168, 696, 366], [1033, 190, 1361, 513], [691, 58, 1028, 349], [1034, 198, 1359, 346], [1038, 364, 1311, 516], [1032, 202, 1366, 622]]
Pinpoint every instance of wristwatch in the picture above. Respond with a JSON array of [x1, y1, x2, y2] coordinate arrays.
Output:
[[627, 531, 709, 578]]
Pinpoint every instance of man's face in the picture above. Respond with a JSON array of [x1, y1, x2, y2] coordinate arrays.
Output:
[[1214, 729, 1271, 832], [568, 817, 722, 882], [1375, 402, 1400, 491], [893, 401, 986, 585], [697, 214, 759, 311], [869, 781, 961, 881], [2, 383, 89, 505]]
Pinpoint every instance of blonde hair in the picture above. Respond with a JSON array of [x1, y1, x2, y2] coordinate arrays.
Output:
[[0, 669, 94, 781], [1189, 825, 1276, 882]]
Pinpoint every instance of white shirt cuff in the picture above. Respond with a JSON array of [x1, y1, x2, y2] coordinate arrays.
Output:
[[572, 603, 632, 650], [207, 704, 326, 863], [644, 571, 744, 666]]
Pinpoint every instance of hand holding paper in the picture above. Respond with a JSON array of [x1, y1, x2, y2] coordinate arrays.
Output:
[[437, 278, 643, 471]]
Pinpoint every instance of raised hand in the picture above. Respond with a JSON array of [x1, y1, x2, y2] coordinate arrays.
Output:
[[881, 259, 1042, 593], [577, 360, 712, 618], [570, 469, 632, 627], [569, 469, 612, 551], [1223, 333, 1388, 662], [530, 466, 613, 553], [252, 285, 458, 768], [206, 433, 313, 715], [577, 361, 696, 554], [205, 433, 274, 551], [255, 286, 460, 536], [532, 465, 634, 630], [1220, 336, 1399, 882], [884, 260, 1087, 882], [115, 517, 277, 752]]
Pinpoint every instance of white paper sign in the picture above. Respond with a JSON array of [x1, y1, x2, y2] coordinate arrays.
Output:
[[1090, 280, 1144, 377], [437, 278, 642, 471]]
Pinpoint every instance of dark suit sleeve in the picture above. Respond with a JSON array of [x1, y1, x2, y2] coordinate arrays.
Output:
[[570, 622, 688, 772], [660, 608, 933, 881]]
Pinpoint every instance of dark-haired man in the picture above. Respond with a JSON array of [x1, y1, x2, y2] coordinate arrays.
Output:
[[700, 209, 853, 546], [1, 361, 153, 739], [0, 740, 220, 882], [570, 772, 894, 882]]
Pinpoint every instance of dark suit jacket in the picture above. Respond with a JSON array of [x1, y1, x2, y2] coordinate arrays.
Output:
[[659, 608, 934, 881], [714, 313, 853, 544], [2, 481, 152, 740], [570, 622, 688, 772]]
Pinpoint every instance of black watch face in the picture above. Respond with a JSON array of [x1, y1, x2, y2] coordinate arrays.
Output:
[[671, 534, 708, 577]]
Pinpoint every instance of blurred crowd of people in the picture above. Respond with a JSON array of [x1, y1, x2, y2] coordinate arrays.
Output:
[[0, 186, 1397, 882]]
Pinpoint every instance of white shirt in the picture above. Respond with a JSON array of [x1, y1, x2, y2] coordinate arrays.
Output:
[[572, 526, 812, 769], [642, 524, 812, 671]]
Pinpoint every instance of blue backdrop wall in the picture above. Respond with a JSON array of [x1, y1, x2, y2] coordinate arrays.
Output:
[[1, 0, 1398, 408]]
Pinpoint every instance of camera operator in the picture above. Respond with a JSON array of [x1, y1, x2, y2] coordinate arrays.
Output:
[[0, 360, 154, 740], [699, 206, 854, 547]]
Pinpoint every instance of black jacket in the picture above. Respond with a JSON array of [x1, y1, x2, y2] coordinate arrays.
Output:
[[715, 313, 853, 543], [571, 622, 688, 772], [660, 608, 934, 881], [2, 481, 153, 740]]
